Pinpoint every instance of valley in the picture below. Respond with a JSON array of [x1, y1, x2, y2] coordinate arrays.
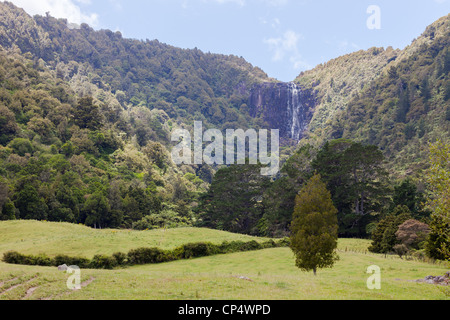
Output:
[[0, 220, 448, 300], [0, 2, 448, 302]]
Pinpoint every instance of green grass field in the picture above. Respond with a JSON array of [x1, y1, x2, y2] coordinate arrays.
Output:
[[0, 220, 448, 300]]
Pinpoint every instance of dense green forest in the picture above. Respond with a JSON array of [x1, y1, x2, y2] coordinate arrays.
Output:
[[296, 14, 450, 178], [0, 2, 448, 261], [0, 1, 273, 231]]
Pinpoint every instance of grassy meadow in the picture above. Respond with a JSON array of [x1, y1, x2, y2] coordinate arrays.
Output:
[[0, 220, 449, 300]]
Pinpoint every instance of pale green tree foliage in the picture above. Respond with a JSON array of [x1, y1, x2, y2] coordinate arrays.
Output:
[[427, 140, 450, 224]]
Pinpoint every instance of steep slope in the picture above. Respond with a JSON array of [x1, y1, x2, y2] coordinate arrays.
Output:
[[0, 2, 320, 143], [0, 1, 272, 132], [295, 46, 400, 145], [0, 1, 263, 228], [247, 82, 316, 141], [0, 1, 306, 231], [295, 14, 450, 179]]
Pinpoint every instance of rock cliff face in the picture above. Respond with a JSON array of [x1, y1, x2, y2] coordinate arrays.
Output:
[[248, 82, 316, 141]]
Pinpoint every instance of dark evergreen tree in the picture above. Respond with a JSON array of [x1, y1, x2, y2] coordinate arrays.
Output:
[[83, 190, 110, 229], [0, 198, 16, 220], [312, 140, 390, 237], [368, 206, 412, 254], [14, 183, 48, 220], [392, 179, 429, 219], [290, 174, 339, 276], [198, 163, 271, 235], [425, 215, 450, 260], [262, 144, 316, 237], [72, 96, 102, 130]]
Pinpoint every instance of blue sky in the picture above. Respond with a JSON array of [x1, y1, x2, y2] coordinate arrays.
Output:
[[4, 0, 450, 82]]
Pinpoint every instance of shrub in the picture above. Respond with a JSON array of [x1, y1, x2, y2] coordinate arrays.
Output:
[[2, 238, 290, 268], [52, 255, 90, 268], [3, 251, 26, 264], [261, 239, 277, 249], [218, 241, 246, 253], [180, 242, 217, 259], [90, 255, 118, 269], [112, 252, 127, 266], [240, 240, 263, 251], [32, 254, 53, 266], [393, 244, 409, 259], [2, 251, 53, 266], [277, 237, 291, 247], [396, 219, 430, 250], [127, 247, 169, 265]]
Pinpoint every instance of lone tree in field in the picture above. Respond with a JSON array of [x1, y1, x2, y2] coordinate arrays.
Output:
[[290, 174, 339, 276]]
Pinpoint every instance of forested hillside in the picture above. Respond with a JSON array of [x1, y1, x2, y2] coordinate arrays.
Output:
[[296, 14, 450, 180], [0, 1, 274, 229], [0, 2, 272, 130], [0, 1, 448, 258]]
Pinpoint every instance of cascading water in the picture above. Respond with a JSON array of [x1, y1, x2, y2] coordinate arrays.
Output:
[[286, 82, 306, 141], [248, 81, 314, 141]]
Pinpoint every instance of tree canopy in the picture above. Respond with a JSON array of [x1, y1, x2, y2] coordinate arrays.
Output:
[[290, 174, 339, 275]]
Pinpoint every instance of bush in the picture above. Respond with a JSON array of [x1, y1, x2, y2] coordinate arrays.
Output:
[[393, 244, 409, 259], [32, 254, 53, 266], [127, 247, 170, 265], [180, 242, 217, 259], [3, 251, 27, 264], [53, 254, 90, 268], [2, 251, 53, 266], [410, 249, 428, 261], [240, 240, 263, 251], [2, 238, 290, 268], [112, 252, 127, 266], [90, 255, 118, 269], [261, 239, 277, 249], [277, 237, 291, 247], [218, 241, 246, 253]]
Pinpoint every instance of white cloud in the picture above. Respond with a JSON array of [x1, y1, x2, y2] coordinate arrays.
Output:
[[264, 30, 301, 61], [263, 0, 289, 6], [3, 0, 99, 26], [338, 40, 360, 52], [264, 29, 310, 70], [210, 0, 245, 5], [108, 0, 123, 11], [188, 0, 289, 7]]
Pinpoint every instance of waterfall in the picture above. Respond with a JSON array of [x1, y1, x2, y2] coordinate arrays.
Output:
[[248, 81, 313, 142], [286, 82, 305, 141]]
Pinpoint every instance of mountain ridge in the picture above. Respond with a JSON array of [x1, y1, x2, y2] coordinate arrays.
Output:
[[295, 13, 450, 180], [0, 1, 448, 235]]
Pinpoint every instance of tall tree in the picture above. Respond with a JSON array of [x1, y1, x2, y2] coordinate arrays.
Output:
[[343, 143, 390, 217], [83, 190, 110, 229], [311, 140, 357, 215], [425, 140, 450, 260], [426, 140, 450, 224], [392, 179, 429, 218], [290, 174, 339, 276], [72, 96, 102, 130], [262, 144, 316, 237], [312, 140, 390, 237], [368, 205, 412, 254], [14, 182, 48, 220], [0, 105, 18, 145], [198, 163, 270, 235]]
